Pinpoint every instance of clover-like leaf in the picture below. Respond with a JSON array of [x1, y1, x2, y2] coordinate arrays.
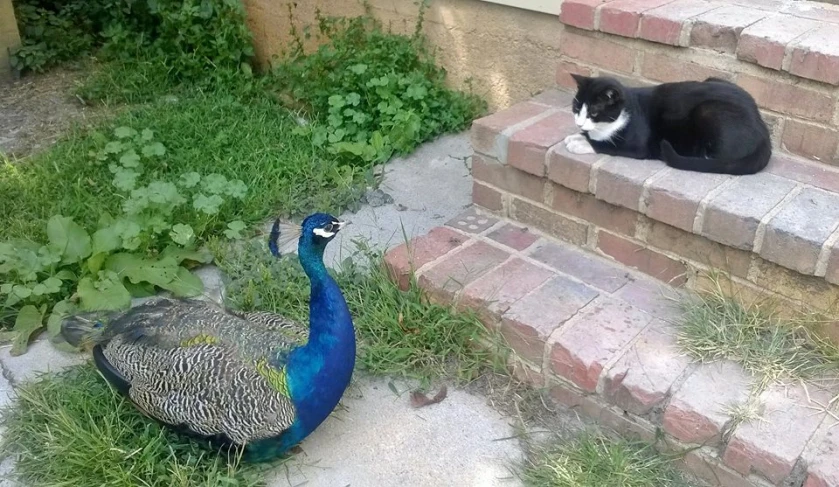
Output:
[[141, 142, 166, 157], [119, 149, 141, 168], [193, 193, 224, 215], [104, 141, 124, 154], [112, 168, 139, 192], [223, 220, 247, 240], [141, 128, 154, 141], [114, 126, 137, 139], [179, 172, 201, 188], [170, 223, 195, 246], [346, 92, 361, 106], [202, 173, 229, 195], [146, 181, 185, 206], [46, 215, 92, 265], [225, 179, 248, 200], [349, 63, 367, 75]]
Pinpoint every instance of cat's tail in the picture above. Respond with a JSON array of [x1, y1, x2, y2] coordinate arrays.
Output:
[[659, 139, 771, 175]]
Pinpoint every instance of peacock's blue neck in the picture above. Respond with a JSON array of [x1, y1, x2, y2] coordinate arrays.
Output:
[[282, 237, 356, 444]]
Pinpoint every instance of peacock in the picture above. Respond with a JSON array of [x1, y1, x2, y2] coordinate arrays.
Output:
[[60, 213, 355, 462]]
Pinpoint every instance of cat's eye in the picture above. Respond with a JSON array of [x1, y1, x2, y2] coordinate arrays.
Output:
[[590, 111, 599, 118]]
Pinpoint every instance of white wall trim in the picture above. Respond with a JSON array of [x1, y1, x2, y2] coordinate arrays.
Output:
[[479, 0, 560, 15]]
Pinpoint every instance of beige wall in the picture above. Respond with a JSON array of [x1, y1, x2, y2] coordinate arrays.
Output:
[[0, 0, 21, 81], [243, 0, 561, 111]]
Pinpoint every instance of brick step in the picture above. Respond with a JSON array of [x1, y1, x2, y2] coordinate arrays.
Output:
[[471, 89, 839, 342], [553, 0, 839, 165], [384, 211, 839, 487]]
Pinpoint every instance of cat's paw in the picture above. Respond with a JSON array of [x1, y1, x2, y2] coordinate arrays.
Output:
[[565, 136, 596, 155], [563, 133, 586, 145]]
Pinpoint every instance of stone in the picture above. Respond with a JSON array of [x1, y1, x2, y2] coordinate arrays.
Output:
[[0, 338, 86, 384], [594, 156, 667, 211]]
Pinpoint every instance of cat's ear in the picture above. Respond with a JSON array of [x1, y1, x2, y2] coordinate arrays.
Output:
[[570, 73, 589, 86]]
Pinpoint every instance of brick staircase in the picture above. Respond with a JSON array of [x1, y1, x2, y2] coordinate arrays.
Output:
[[381, 1, 839, 485]]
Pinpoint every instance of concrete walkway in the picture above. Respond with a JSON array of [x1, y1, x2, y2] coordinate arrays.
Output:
[[0, 133, 528, 487]]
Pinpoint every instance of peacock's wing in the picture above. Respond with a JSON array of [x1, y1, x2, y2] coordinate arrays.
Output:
[[235, 310, 308, 342], [93, 298, 302, 445]]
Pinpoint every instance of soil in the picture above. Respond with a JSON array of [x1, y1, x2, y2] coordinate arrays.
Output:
[[0, 66, 111, 159]]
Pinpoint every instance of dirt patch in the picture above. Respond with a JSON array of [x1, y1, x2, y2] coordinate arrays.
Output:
[[0, 67, 111, 159]]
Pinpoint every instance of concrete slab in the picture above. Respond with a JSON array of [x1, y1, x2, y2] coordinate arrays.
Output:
[[0, 339, 84, 385], [270, 376, 523, 487]]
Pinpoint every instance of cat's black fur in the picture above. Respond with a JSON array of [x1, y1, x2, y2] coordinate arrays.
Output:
[[569, 74, 772, 175]]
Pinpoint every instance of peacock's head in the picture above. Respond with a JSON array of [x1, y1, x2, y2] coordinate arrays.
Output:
[[269, 213, 347, 257]]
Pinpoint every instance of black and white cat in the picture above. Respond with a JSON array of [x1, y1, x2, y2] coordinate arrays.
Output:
[[563, 75, 772, 175]]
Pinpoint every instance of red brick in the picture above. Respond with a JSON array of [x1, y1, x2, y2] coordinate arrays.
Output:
[[460, 258, 555, 323], [789, 24, 839, 85], [662, 361, 752, 445], [549, 382, 606, 419], [682, 449, 760, 487], [723, 384, 831, 484], [446, 207, 499, 235], [701, 172, 796, 250], [614, 277, 682, 318], [384, 226, 468, 290], [766, 154, 839, 194], [736, 15, 822, 71], [500, 275, 599, 363], [487, 223, 539, 251], [556, 61, 593, 90], [598, 0, 674, 37], [471, 102, 551, 158], [559, 0, 614, 29], [638, 0, 722, 46], [646, 221, 754, 278], [762, 188, 839, 275], [594, 156, 666, 211], [597, 405, 658, 443], [510, 197, 589, 246], [529, 239, 633, 292], [597, 231, 688, 285], [802, 414, 839, 487], [547, 143, 601, 194], [738, 74, 834, 123], [418, 241, 510, 299], [782, 120, 839, 165], [644, 170, 730, 233], [472, 154, 545, 203], [549, 297, 652, 392], [604, 319, 691, 415], [640, 52, 731, 83], [559, 31, 636, 74], [689, 6, 769, 53], [551, 183, 638, 236], [472, 181, 503, 211], [508, 111, 577, 176]]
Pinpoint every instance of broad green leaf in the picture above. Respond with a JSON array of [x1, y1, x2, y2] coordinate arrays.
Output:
[[92, 226, 122, 255], [112, 168, 139, 192], [77, 276, 131, 311], [42, 277, 62, 294], [47, 215, 92, 265], [12, 284, 32, 299], [104, 141, 124, 154], [349, 64, 367, 75], [170, 224, 195, 246], [105, 253, 179, 287], [114, 126, 137, 139], [161, 246, 213, 265], [119, 149, 141, 168], [46, 299, 76, 338], [10, 305, 45, 356], [141, 128, 154, 141], [141, 142, 166, 157], [54, 269, 76, 281], [157, 267, 204, 297], [178, 172, 201, 188], [87, 252, 107, 274], [123, 280, 157, 298]]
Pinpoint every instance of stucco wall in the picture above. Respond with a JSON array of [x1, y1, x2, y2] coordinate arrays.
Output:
[[0, 0, 21, 81], [242, 0, 561, 111]]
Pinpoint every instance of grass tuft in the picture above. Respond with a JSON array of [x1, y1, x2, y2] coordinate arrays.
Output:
[[1, 365, 269, 487], [522, 434, 694, 487], [676, 274, 839, 390], [213, 238, 499, 384]]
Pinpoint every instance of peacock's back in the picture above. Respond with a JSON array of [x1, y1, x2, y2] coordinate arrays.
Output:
[[72, 298, 307, 449]]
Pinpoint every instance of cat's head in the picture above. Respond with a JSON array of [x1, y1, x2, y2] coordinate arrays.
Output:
[[569, 74, 626, 132]]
